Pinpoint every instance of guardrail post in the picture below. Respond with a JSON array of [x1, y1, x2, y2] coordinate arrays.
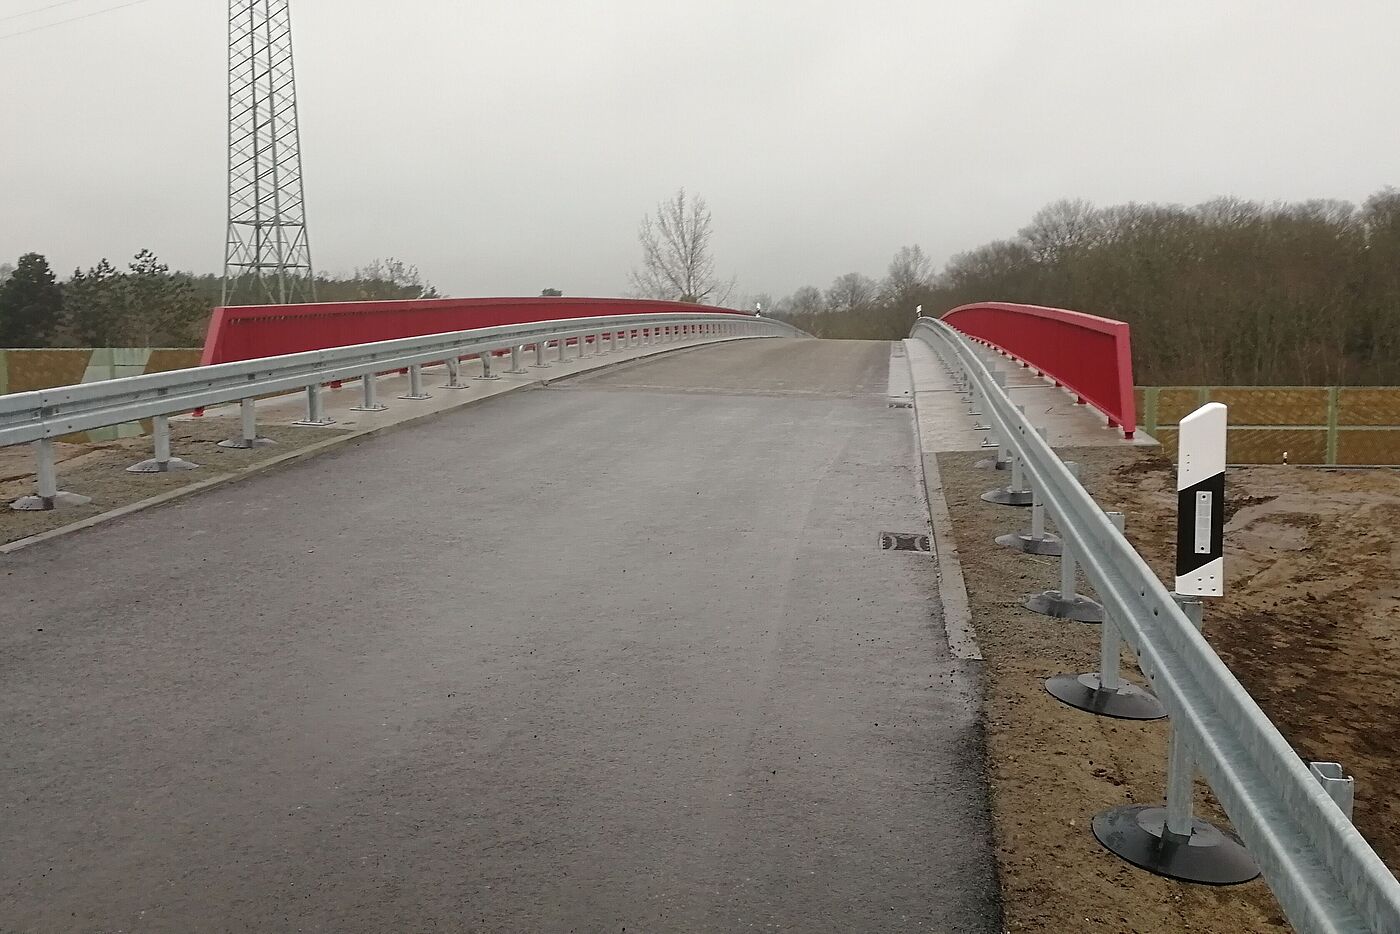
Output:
[[475, 351, 501, 380], [1044, 512, 1166, 719], [1023, 461, 1105, 621], [507, 346, 527, 375], [10, 438, 93, 511], [558, 337, 569, 362], [996, 428, 1061, 553], [399, 363, 432, 400], [219, 397, 278, 448], [441, 359, 469, 390], [293, 384, 336, 426], [127, 415, 199, 473], [1092, 595, 1259, 885], [531, 340, 551, 368], [980, 452, 1032, 506]]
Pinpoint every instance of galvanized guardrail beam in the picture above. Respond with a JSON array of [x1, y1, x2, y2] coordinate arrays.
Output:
[[912, 316, 1400, 934], [2, 312, 803, 509]]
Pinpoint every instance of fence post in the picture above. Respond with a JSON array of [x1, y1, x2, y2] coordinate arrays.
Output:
[[1326, 386, 1340, 466], [219, 397, 278, 447], [1091, 595, 1259, 885], [10, 438, 93, 511]]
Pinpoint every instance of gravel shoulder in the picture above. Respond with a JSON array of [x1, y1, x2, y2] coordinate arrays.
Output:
[[940, 446, 1355, 932], [0, 418, 347, 546]]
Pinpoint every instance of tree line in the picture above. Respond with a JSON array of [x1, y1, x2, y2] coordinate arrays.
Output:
[[0, 253, 440, 348], [767, 190, 1400, 386]]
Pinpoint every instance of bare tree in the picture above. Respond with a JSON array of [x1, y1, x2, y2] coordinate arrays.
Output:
[[629, 189, 733, 304], [787, 285, 825, 315], [881, 245, 933, 307], [825, 272, 878, 314]]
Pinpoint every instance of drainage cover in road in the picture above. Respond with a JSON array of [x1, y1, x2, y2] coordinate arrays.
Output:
[[880, 531, 932, 552]]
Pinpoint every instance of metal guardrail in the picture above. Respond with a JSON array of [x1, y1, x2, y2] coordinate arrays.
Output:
[[2, 311, 802, 508], [911, 316, 1400, 934]]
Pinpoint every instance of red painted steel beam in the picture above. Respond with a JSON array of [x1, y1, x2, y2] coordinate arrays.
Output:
[[199, 297, 751, 367], [942, 302, 1137, 439]]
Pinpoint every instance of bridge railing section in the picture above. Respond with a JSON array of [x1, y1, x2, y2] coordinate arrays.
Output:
[[3, 311, 801, 511], [911, 316, 1400, 934], [943, 302, 1137, 438], [200, 296, 754, 365]]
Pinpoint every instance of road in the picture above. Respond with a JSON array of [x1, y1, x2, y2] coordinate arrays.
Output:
[[1, 338, 1000, 932]]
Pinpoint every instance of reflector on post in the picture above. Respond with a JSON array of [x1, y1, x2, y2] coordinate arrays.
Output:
[[1175, 403, 1227, 596]]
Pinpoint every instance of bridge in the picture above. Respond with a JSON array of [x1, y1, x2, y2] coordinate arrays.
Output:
[[1, 301, 1395, 933]]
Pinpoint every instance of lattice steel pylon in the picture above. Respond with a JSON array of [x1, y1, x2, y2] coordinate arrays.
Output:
[[222, 0, 316, 305]]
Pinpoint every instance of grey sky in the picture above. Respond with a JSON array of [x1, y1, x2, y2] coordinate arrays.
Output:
[[3, 0, 1398, 301]]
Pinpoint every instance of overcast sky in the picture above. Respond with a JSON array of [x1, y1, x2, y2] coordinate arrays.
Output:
[[2, 0, 1398, 300]]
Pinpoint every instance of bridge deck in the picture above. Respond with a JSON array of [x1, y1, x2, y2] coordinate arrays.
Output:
[[1, 338, 999, 932]]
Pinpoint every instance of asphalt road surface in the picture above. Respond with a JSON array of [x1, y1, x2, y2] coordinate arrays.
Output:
[[1, 338, 1000, 932]]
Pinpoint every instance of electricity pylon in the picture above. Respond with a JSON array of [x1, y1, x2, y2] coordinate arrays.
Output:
[[222, 0, 316, 305]]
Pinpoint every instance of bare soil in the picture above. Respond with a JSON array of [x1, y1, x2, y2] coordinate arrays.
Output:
[[939, 446, 1399, 932], [0, 417, 346, 546]]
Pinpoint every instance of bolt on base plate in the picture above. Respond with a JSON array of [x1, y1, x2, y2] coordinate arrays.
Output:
[[11, 490, 93, 511], [1045, 672, 1166, 720], [1093, 805, 1259, 885], [217, 437, 277, 449], [1025, 589, 1104, 623], [980, 487, 1033, 506], [126, 457, 199, 474], [995, 530, 1062, 556]]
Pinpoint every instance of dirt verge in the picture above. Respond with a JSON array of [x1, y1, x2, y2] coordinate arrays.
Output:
[[0, 418, 346, 546], [937, 445, 1397, 932]]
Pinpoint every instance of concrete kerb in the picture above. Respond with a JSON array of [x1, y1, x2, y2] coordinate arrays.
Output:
[[902, 339, 982, 662], [0, 335, 761, 556]]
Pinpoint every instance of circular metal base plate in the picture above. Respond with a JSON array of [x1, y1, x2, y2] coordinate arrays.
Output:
[[980, 488, 1033, 506], [10, 490, 93, 511], [1093, 805, 1259, 885], [975, 457, 1011, 471], [217, 437, 276, 449], [995, 531, 1062, 556], [126, 457, 198, 474], [1045, 673, 1166, 720], [1025, 590, 1103, 623]]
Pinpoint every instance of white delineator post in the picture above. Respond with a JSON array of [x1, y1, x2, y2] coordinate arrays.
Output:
[[1175, 402, 1227, 596]]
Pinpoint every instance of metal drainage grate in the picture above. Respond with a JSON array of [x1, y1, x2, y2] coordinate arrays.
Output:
[[881, 532, 931, 552]]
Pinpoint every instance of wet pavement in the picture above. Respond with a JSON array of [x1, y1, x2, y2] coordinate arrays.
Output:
[[1, 339, 1000, 932]]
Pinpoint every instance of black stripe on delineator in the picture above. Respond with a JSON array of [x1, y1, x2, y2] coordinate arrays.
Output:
[[1176, 471, 1225, 577]]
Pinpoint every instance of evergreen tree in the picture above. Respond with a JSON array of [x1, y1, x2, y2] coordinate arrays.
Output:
[[0, 253, 64, 347], [64, 259, 124, 346]]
